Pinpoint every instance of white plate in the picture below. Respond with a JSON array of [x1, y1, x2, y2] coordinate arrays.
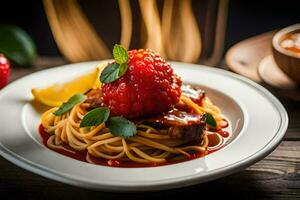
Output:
[[0, 61, 288, 191]]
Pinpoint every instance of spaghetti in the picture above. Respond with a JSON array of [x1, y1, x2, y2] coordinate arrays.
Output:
[[40, 85, 229, 167]]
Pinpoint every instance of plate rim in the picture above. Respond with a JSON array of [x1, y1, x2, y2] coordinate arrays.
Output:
[[0, 61, 288, 191]]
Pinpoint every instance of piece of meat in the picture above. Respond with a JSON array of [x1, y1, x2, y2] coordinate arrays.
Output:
[[145, 108, 206, 144], [175, 85, 205, 112], [168, 124, 205, 143], [146, 109, 205, 126], [84, 88, 104, 109], [181, 85, 205, 105], [182, 124, 205, 143]]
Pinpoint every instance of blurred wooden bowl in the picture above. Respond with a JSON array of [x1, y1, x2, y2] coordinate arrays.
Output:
[[272, 24, 300, 83]]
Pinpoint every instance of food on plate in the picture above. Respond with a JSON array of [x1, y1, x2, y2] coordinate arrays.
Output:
[[102, 48, 181, 119], [32, 66, 101, 106], [36, 45, 230, 167]]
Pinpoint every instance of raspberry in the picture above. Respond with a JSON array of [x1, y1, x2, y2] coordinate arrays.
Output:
[[0, 54, 10, 89], [102, 49, 182, 119]]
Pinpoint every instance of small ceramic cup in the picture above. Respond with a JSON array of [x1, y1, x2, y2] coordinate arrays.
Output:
[[272, 24, 300, 83]]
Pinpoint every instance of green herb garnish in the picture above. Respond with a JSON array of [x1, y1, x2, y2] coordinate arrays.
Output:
[[79, 107, 136, 138], [205, 113, 217, 127], [100, 63, 121, 83], [106, 116, 137, 138], [80, 107, 110, 128], [54, 94, 86, 116], [118, 63, 128, 77], [113, 44, 128, 64], [100, 44, 128, 83]]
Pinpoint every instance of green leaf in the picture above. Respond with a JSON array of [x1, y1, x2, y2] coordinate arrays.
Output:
[[100, 63, 120, 83], [106, 117, 137, 138], [100, 44, 129, 83], [113, 44, 128, 64], [118, 63, 128, 77], [205, 113, 217, 127], [54, 94, 86, 116], [80, 107, 110, 128], [0, 25, 37, 67]]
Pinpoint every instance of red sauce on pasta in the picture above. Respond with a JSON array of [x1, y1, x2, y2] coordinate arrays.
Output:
[[39, 123, 230, 168], [218, 130, 230, 138]]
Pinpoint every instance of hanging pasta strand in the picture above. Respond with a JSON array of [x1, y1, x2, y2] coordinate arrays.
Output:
[[43, 0, 110, 62], [43, 0, 204, 63], [118, 0, 133, 49], [138, 0, 166, 57], [162, 0, 202, 63]]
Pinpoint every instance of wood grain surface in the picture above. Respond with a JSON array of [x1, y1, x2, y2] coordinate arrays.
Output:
[[1, 57, 299, 199]]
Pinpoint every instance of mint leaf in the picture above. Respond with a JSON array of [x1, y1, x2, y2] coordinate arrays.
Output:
[[113, 44, 128, 64], [118, 63, 128, 77], [100, 63, 120, 83], [54, 94, 86, 116], [206, 113, 217, 127], [100, 44, 129, 83], [80, 107, 110, 128], [106, 117, 137, 138]]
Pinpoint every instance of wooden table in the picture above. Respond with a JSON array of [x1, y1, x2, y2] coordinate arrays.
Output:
[[1, 57, 299, 199]]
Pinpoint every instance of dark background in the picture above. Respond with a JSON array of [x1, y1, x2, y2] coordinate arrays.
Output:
[[0, 0, 299, 57]]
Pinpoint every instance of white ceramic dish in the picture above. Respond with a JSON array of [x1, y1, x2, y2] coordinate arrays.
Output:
[[0, 61, 288, 191]]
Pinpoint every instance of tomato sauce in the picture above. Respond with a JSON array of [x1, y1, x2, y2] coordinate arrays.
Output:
[[39, 122, 230, 168]]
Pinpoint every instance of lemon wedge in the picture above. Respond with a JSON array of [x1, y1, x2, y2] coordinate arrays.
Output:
[[32, 63, 105, 107]]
